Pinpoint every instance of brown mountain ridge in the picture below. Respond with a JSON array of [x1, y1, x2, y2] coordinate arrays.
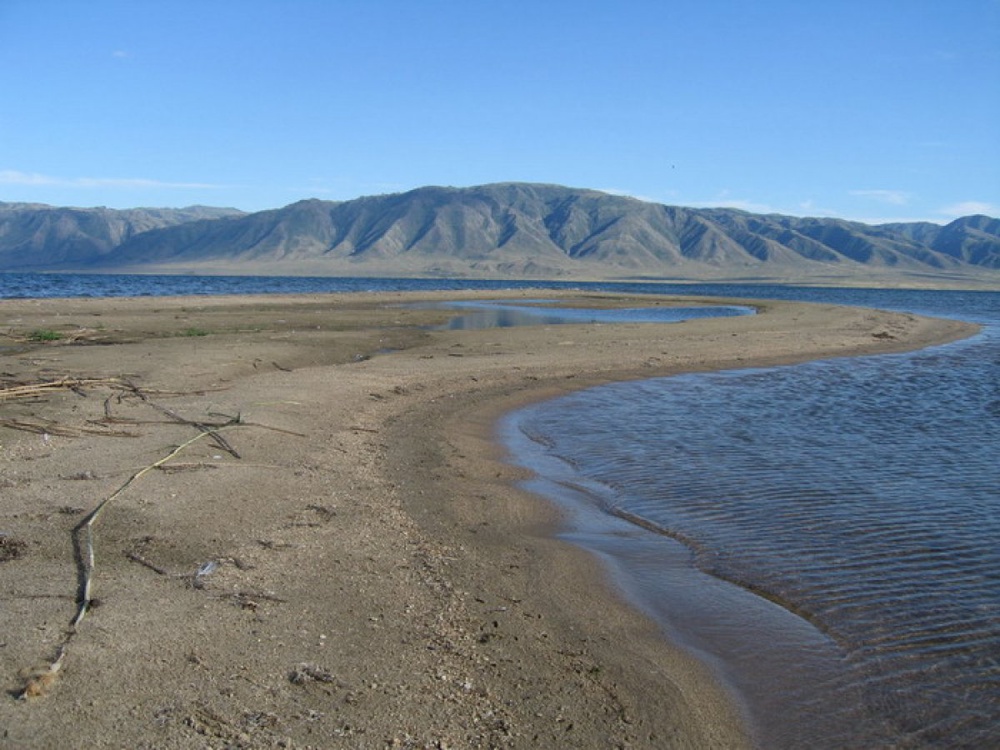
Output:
[[2, 183, 997, 285]]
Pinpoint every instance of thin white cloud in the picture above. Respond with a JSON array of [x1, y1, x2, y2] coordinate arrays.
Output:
[[939, 201, 1000, 218], [76, 177, 222, 190], [845, 215, 945, 226], [681, 188, 776, 214], [797, 199, 841, 217], [849, 189, 911, 206], [610, 190, 947, 224], [0, 170, 54, 186], [690, 194, 940, 223], [690, 198, 777, 214], [112, 50, 130, 59], [714, 200, 776, 213], [0, 169, 223, 191], [597, 187, 661, 204]]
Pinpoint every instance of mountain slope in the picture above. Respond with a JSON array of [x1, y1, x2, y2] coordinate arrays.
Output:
[[2, 185, 998, 283], [0, 203, 244, 269]]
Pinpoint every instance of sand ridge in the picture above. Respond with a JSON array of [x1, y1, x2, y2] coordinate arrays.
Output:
[[0, 290, 977, 748]]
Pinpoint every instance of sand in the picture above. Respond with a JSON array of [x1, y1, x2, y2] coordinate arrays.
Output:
[[0, 290, 977, 749]]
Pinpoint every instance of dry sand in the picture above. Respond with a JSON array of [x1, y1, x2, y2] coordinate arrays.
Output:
[[0, 290, 977, 749]]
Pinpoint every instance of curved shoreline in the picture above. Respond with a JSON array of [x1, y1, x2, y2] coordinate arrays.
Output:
[[382, 295, 978, 749], [0, 290, 977, 748]]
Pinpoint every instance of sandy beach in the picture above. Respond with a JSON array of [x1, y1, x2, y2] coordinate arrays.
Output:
[[0, 290, 976, 749]]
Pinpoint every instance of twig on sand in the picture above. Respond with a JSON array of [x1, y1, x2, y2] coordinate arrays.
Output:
[[0, 377, 127, 402], [17, 419, 242, 699], [125, 551, 171, 577], [1, 377, 232, 439], [70, 421, 243, 629], [13, 376, 304, 699], [0, 418, 139, 438], [116, 381, 241, 458]]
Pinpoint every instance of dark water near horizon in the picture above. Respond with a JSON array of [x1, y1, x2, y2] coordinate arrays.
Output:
[[3, 270, 994, 315], [4, 272, 999, 747]]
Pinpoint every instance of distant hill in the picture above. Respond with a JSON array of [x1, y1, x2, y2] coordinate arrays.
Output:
[[2, 185, 998, 286], [0, 203, 244, 270]]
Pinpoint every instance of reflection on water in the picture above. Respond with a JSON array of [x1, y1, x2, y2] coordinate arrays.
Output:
[[504, 303, 1000, 749], [426, 300, 754, 329]]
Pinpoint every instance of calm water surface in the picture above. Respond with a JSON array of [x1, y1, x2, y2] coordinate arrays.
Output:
[[5, 273, 998, 747], [422, 299, 754, 329]]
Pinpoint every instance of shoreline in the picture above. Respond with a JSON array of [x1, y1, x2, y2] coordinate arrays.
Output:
[[0, 290, 977, 748]]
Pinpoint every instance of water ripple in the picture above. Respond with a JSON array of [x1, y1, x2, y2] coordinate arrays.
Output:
[[508, 318, 1000, 748]]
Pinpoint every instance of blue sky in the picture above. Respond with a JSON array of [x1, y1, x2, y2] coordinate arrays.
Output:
[[1, 0, 998, 223]]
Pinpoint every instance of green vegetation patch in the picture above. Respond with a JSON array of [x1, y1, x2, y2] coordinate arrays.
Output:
[[28, 329, 64, 342]]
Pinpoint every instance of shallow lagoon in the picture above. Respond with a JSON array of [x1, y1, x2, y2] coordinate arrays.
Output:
[[418, 299, 755, 329]]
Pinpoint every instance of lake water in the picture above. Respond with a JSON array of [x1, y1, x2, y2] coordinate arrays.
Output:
[[3, 272, 998, 747], [504, 289, 999, 748], [418, 299, 755, 329]]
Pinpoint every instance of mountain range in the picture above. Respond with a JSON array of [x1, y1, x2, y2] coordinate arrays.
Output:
[[2, 184, 998, 286]]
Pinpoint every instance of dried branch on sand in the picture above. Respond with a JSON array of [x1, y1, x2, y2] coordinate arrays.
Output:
[[0, 377, 127, 402], [16, 421, 243, 699], [11, 376, 301, 699]]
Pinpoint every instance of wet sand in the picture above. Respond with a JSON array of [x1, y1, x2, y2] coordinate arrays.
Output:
[[0, 290, 976, 748]]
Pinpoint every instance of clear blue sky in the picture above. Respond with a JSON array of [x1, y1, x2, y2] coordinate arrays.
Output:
[[2, 0, 998, 223]]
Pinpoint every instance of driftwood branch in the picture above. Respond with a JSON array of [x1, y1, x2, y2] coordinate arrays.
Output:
[[70, 421, 242, 628], [0, 418, 139, 438], [18, 420, 242, 699], [12, 376, 303, 699], [118, 381, 241, 458], [0, 377, 127, 402]]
